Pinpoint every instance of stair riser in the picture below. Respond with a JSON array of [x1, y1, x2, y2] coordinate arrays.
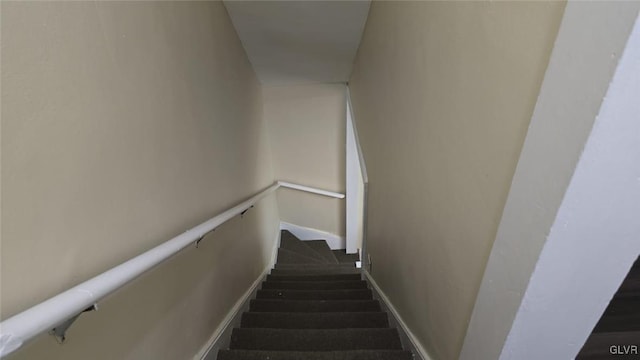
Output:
[[277, 248, 326, 264], [257, 289, 372, 300], [267, 274, 362, 282], [270, 269, 360, 276], [217, 350, 413, 360], [230, 328, 403, 351], [250, 300, 381, 313], [262, 281, 368, 290], [241, 312, 389, 329], [275, 263, 356, 269]]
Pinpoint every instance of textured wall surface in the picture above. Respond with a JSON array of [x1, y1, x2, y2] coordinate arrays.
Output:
[[264, 84, 346, 236], [348, 2, 565, 359], [1, 2, 279, 359], [462, 3, 640, 359]]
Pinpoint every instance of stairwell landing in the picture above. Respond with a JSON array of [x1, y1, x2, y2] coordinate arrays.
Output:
[[217, 230, 414, 360]]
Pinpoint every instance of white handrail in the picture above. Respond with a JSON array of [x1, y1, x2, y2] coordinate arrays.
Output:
[[0, 180, 343, 358], [278, 181, 345, 199]]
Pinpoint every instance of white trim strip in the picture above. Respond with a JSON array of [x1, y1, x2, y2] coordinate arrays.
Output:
[[363, 270, 433, 360], [345, 87, 370, 256], [196, 230, 280, 360], [277, 181, 345, 199], [196, 269, 269, 360], [346, 88, 368, 184]]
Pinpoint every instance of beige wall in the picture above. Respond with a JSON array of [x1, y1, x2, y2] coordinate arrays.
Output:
[[461, 2, 640, 359], [263, 84, 346, 236], [349, 2, 565, 359], [1, 2, 279, 359]]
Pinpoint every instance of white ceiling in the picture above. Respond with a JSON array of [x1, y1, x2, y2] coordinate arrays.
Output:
[[223, 1, 370, 85]]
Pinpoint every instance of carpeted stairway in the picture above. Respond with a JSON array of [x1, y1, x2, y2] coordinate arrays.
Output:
[[577, 256, 640, 359], [217, 231, 413, 360]]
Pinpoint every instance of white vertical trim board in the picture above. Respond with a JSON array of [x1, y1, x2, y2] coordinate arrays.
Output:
[[346, 88, 369, 184], [279, 221, 346, 250], [363, 270, 433, 360], [460, 3, 640, 359], [345, 88, 368, 255], [346, 99, 360, 254], [499, 14, 640, 360], [196, 230, 281, 360]]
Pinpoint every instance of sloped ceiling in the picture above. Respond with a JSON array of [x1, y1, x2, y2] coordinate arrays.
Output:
[[223, 1, 371, 85]]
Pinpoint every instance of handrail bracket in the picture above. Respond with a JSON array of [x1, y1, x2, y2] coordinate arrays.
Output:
[[195, 228, 216, 248], [49, 304, 97, 344], [240, 205, 254, 218]]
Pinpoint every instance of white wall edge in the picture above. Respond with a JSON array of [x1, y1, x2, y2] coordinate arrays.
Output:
[[363, 270, 433, 360], [196, 230, 281, 360], [345, 87, 368, 184], [345, 89, 367, 255], [460, 3, 640, 359], [279, 221, 346, 250], [499, 12, 640, 359]]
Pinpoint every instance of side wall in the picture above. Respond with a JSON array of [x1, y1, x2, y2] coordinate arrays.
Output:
[[461, 3, 640, 359], [1, 2, 279, 359], [263, 84, 346, 238], [348, 2, 565, 359]]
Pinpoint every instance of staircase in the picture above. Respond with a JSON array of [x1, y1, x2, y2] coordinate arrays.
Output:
[[217, 231, 413, 360], [577, 256, 640, 359]]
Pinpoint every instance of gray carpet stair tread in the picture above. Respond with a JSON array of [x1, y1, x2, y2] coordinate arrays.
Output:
[[280, 234, 328, 263], [275, 263, 355, 269], [240, 312, 388, 329], [249, 299, 381, 312], [593, 313, 640, 332], [257, 289, 373, 300], [305, 240, 339, 263], [217, 349, 413, 360], [600, 297, 640, 316], [280, 230, 301, 240], [270, 268, 360, 276], [266, 274, 362, 282], [230, 328, 403, 351], [276, 248, 325, 264], [332, 250, 360, 264], [262, 280, 368, 290]]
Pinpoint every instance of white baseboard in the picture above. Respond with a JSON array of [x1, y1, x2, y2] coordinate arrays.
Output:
[[279, 221, 346, 250], [196, 230, 280, 360], [363, 270, 433, 360]]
